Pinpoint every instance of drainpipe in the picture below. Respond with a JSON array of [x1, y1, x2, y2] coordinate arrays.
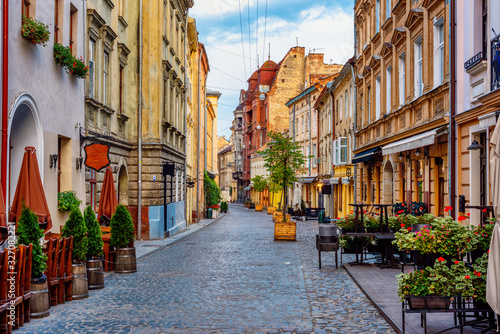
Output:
[[330, 90, 335, 216], [350, 64, 357, 205], [308, 94, 312, 176], [183, 9, 188, 224], [196, 47, 201, 223], [449, 0, 456, 219], [137, 0, 143, 240], [1, 0, 8, 199]]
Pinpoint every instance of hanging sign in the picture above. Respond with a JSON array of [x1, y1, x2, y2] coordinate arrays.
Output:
[[84, 143, 111, 171]]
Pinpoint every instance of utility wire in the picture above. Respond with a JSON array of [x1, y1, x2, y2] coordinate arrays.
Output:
[[208, 86, 242, 92], [205, 44, 256, 62], [256, 0, 259, 68], [238, 0, 247, 79], [211, 65, 247, 83], [247, 0, 252, 73], [262, 0, 268, 61]]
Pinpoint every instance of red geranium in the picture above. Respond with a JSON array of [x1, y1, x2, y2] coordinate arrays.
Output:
[[458, 216, 466, 222], [465, 275, 470, 280], [454, 260, 459, 264], [444, 206, 453, 212], [438, 257, 445, 262]]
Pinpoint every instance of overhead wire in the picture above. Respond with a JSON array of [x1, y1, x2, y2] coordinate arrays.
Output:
[[238, 0, 247, 79], [262, 0, 268, 60], [210, 65, 247, 84], [256, 0, 259, 68], [205, 44, 256, 62], [247, 0, 252, 73]]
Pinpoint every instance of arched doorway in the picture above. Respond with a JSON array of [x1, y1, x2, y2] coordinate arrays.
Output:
[[118, 165, 129, 205], [383, 161, 394, 210], [8, 94, 43, 203]]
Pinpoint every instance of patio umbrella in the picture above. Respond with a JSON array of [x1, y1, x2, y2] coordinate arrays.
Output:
[[8, 146, 52, 232], [292, 183, 301, 211], [97, 167, 118, 225], [487, 117, 500, 324]]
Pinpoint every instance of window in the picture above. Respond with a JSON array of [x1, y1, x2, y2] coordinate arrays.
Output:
[[434, 19, 444, 87], [360, 93, 364, 127], [306, 146, 310, 168], [482, 0, 487, 55], [54, 0, 61, 43], [386, 0, 391, 20], [119, 66, 124, 114], [90, 169, 96, 209], [414, 38, 423, 97], [339, 95, 343, 121], [306, 113, 310, 132], [339, 137, 347, 164], [302, 116, 305, 133], [375, 76, 381, 119], [399, 53, 405, 105], [367, 87, 371, 122], [88, 39, 96, 98], [386, 66, 392, 113], [296, 117, 299, 135], [103, 52, 109, 105], [70, 5, 78, 55], [344, 92, 348, 120], [22, 0, 31, 18], [312, 144, 317, 167], [376, 0, 380, 33], [333, 139, 339, 165]]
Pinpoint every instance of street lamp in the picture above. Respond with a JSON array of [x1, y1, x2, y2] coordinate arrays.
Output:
[[467, 135, 484, 151]]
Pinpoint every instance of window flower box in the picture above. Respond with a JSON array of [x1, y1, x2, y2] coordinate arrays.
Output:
[[21, 15, 50, 46], [53, 43, 89, 79]]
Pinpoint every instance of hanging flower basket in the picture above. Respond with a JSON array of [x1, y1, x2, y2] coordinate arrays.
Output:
[[21, 16, 50, 46], [53, 43, 89, 79]]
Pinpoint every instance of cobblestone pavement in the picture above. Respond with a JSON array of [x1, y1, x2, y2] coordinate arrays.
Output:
[[17, 205, 394, 334]]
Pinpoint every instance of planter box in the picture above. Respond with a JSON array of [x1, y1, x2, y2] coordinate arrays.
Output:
[[273, 212, 291, 222], [274, 221, 296, 241], [408, 296, 451, 310], [267, 207, 276, 215], [255, 204, 264, 212]]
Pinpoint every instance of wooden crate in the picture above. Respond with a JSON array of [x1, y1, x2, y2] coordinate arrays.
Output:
[[274, 221, 296, 241], [255, 204, 264, 212], [267, 207, 276, 215]]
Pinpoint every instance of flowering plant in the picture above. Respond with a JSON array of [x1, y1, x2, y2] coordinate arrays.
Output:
[[53, 43, 89, 79], [470, 219, 495, 252], [21, 15, 50, 46], [211, 204, 220, 211], [393, 202, 407, 215], [471, 253, 488, 302], [410, 202, 427, 216]]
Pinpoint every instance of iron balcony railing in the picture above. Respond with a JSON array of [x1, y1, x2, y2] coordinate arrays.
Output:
[[464, 51, 486, 71], [491, 34, 500, 91]]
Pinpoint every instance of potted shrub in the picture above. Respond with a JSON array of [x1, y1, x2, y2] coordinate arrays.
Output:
[[53, 43, 89, 79], [264, 131, 306, 241], [110, 205, 136, 273], [62, 207, 89, 299], [21, 15, 50, 46], [469, 220, 495, 261], [57, 190, 82, 211], [211, 204, 220, 219], [84, 206, 104, 290], [220, 202, 228, 213], [204, 170, 221, 214], [251, 175, 268, 212], [16, 206, 49, 318]]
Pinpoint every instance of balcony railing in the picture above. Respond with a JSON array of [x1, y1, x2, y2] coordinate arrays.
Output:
[[464, 51, 486, 71], [492, 34, 500, 91]]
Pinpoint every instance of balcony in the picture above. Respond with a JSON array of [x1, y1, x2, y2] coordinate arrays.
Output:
[[232, 171, 242, 180], [464, 51, 487, 75], [492, 35, 500, 91], [246, 124, 253, 133]]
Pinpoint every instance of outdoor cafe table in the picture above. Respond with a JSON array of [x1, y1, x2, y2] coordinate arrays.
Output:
[[373, 203, 398, 269], [347, 203, 369, 265]]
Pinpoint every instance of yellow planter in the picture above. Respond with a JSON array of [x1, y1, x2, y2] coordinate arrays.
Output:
[[274, 221, 296, 241], [255, 204, 264, 211], [267, 207, 276, 215], [273, 212, 291, 222]]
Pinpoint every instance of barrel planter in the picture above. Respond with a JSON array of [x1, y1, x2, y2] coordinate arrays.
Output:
[[267, 207, 276, 215], [30, 275, 50, 318], [115, 247, 137, 274], [86, 259, 104, 290], [72, 263, 89, 300], [255, 204, 264, 212], [274, 221, 296, 241]]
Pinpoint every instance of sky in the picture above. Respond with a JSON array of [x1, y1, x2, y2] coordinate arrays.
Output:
[[190, 0, 355, 139]]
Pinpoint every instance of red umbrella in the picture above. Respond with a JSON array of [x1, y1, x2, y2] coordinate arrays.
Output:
[[9, 146, 52, 232], [97, 167, 118, 224]]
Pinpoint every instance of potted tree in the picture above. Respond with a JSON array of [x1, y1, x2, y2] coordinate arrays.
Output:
[[62, 207, 89, 299], [16, 206, 49, 318], [264, 131, 306, 241], [84, 206, 104, 290], [251, 175, 268, 212], [110, 205, 136, 273]]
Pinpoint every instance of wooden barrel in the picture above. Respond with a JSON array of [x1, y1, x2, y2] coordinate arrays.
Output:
[[72, 263, 89, 300], [29, 280, 50, 318], [86, 259, 104, 290], [115, 247, 137, 273]]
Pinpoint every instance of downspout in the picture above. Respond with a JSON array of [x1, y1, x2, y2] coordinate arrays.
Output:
[[196, 48, 201, 222], [308, 94, 312, 176], [449, 0, 456, 219], [1, 0, 8, 199], [330, 90, 335, 217], [183, 9, 188, 225], [350, 64, 357, 205], [137, 0, 143, 240]]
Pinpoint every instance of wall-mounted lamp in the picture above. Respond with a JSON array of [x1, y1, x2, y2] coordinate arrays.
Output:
[[76, 157, 83, 170], [415, 148, 422, 157], [467, 135, 484, 151], [398, 152, 404, 162], [49, 154, 58, 169]]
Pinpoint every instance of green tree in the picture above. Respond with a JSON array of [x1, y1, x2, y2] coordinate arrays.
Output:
[[204, 170, 221, 207], [251, 175, 268, 204], [62, 207, 88, 263], [84, 206, 103, 259], [16, 206, 47, 278], [264, 131, 306, 221], [110, 205, 134, 249]]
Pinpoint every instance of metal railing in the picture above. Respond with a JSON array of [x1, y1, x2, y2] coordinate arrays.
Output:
[[464, 51, 486, 71], [491, 34, 500, 91]]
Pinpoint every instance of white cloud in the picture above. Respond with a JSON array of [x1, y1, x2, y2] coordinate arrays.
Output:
[[191, 0, 258, 17]]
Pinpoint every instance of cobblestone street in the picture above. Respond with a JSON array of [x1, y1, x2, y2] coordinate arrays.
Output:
[[17, 205, 394, 334]]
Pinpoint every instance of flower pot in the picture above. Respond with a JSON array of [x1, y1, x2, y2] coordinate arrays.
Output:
[[255, 204, 264, 212], [408, 296, 451, 310], [274, 221, 296, 241], [86, 259, 104, 290], [72, 263, 89, 300], [30, 275, 50, 318], [115, 247, 137, 273], [267, 207, 276, 215]]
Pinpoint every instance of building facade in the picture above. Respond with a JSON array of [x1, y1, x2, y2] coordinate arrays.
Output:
[[354, 0, 450, 216], [7, 0, 86, 233], [217, 140, 233, 203], [230, 104, 244, 203]]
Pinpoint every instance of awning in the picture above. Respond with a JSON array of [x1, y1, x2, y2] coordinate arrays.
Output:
[[352, 146, 381, 164], [329, 178, 339, 184], [382, 129, 437, 156], [298, 177, 316, 184], [243, 187, 251, 191]]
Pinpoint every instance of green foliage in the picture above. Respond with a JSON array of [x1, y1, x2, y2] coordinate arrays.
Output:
[[472, 253, 488, 302], [110, 205, 134, 249], [220, 202, 228, 212], [21, 15, 50, 46], [16, 206, 47, 278], [204, 170, 221, 208], [251, 175, 268, 193], [57, 190, 82, 211], [62, 207, 88, 263], [471, 220, 495, 252], [393, 202, 408, 215], [264, 131, 306, 221], [410, 202, 427, 216], [84, 206, 103, 260], [53, 43, 89, 79]]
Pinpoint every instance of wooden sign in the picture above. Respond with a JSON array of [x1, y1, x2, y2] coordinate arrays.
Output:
[[84, 143, 111, 171]]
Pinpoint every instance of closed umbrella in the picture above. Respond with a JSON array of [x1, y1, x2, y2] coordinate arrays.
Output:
[[8, 146, 52, 232], [292, 183, 301, 211], [487, 117, 500, 326], [97, 167, 118, 225]]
